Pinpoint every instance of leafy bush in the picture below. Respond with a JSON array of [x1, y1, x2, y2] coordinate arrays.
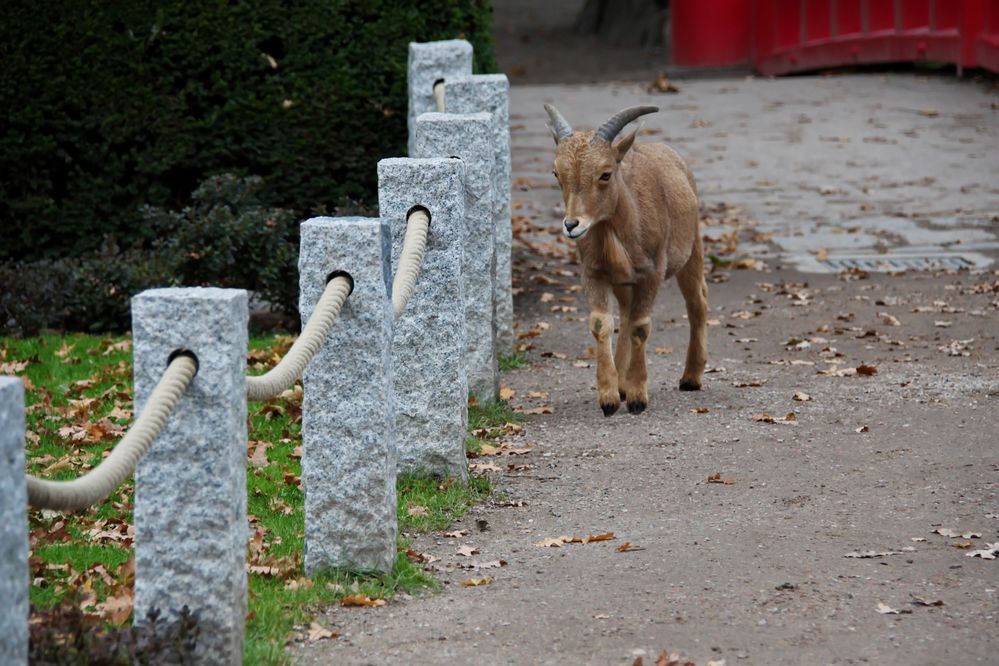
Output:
[[0, 1, 495, 262], [1, 175, 299, 335]]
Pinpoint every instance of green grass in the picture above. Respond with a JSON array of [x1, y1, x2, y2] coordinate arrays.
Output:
[[498, 351, 528, 372], [3, 333, 505, 664]]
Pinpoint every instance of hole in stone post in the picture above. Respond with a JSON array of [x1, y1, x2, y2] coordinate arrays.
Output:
[[168, 349, 200, 374], [326, 270, 355, 296], [406, 205, 431, 228]]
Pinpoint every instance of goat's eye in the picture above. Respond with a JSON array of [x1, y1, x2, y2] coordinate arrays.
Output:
[[599, 171, 612, 182], [552, 170, 559, 180]]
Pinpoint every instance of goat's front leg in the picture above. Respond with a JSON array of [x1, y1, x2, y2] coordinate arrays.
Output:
[[586, 280, 619, 416], [612, 285, 633, 402], [622, 269, 660, 413]]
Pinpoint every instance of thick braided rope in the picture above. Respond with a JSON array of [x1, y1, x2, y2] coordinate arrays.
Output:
[[392, 209, 430, 319], [246, 275, 351, 401], [433, 80, 445, 112], [26, 354, 197, 511]]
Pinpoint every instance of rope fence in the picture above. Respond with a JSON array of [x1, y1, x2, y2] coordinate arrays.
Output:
[[2, 38, 509, 665], [433, 79, 445, 112], [392, 208, 430, 318], [25, 353, 197, 512], [246, 275, 352, 400]]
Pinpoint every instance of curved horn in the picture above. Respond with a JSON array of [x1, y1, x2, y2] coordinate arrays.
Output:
[[595, 105, 659, 143], [544, 103, 573, 142]]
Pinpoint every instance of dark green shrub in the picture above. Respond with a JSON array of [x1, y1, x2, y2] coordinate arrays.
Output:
[[1, 0, 495, 262], [1, 175, 299, 335], [144, 173, 300, 317]]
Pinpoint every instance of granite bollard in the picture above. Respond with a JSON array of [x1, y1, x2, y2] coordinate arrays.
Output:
[[446, 74, 514, 357], [378, 157, 469, 478], [414, 112, 499, 400], [407, 40, 473, 155], [299, 217, 396, 574], [0, 377, 27, 666], [132, 288, 249, 666]]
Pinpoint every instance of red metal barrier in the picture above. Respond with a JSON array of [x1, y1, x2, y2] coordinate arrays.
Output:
[[672, 0, 752, 66], [975, 0, 999, 71], [669, 0, 999, 74]]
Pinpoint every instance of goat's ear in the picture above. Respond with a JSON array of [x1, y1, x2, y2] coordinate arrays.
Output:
[[546, 124, 560, 145], [613, 127, 640, 161]]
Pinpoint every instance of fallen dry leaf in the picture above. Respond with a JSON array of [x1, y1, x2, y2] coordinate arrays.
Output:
[[654, 347, 673, 355], [444, 529, 468, 538], [308, 621, 338, 641], [535, 537, 566, 548], [456, 545, 480, 557], [793, 391, 812, 401], [460, 576, 493, 587], [469, 462, 503, 473], [855, 425, 869, 433], [751, 412, 797, 425], [878, 312, 901, 326], [875, 602, 911, 615], [406, 504, 429, 517], [707, 472, 736, 485], [340, 594, 386, 608], [690, 407, 710, 414], [856, 363, 878, 376], [616, 542, 645, 553], [404, 549, 439, 564], [583, 532, 615, 543]]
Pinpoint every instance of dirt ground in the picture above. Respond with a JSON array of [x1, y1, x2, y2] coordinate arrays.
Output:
[[294, 7, 997, 663]]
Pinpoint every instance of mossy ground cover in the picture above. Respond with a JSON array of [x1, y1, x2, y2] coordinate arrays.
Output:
[[2, 333, 517, 663]]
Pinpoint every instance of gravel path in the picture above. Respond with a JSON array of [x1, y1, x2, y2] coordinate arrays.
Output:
[[294, 73, 998, 665]]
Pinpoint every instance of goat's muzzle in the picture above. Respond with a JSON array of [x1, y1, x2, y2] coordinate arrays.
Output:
[[563, 217, 591, 239]]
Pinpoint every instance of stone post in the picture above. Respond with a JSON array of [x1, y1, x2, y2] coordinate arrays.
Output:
[[378, 157, 469, 478], [0, 377, 26, 666], [446, 74, 514, 357], [414, 112, 499, 401], [407, 40, 473, 155], [131, 288, 248, 666], [299, 217, 396, 574]]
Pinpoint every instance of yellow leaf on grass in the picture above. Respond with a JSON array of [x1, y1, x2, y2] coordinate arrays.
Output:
[[499, 386, 516, 400]]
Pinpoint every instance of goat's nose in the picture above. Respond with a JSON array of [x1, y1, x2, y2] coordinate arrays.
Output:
[[564, 219, 579, 232]]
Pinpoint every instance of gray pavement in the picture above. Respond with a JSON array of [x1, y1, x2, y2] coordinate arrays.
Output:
[[294, 74, 998, 665]]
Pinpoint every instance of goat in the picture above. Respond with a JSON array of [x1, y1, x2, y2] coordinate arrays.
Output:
[[544, 104, 707, 416]]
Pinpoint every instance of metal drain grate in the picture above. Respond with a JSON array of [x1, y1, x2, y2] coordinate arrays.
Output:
[[820, 255, 975, 272]]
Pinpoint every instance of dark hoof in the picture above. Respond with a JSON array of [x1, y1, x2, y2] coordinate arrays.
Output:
[[627, 400, 647, 414], [601, 402, 619, 417], [619, 390, 626, 401], [679, 380, 701, 391]]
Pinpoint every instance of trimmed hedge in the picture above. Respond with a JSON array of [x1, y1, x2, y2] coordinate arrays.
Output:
[[0, 0, 495, 261]]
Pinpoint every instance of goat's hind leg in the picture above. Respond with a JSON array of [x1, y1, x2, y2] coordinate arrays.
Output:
[[675, 249, 708, 391], [622, 273, 658, 413]]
